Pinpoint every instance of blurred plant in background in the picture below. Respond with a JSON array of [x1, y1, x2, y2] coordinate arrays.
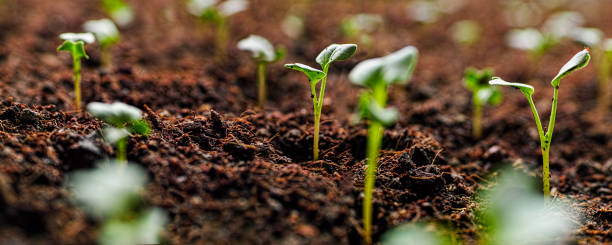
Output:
[[83, 18, 120, 70], [66, 161, 168, 245], [381, 170, 577, 245], [187, 0, 248, 59], [101, 0, 134, 27], [407, 0, 465, 24], [341, 14, 383, 47], [451, 20, 481, 47]]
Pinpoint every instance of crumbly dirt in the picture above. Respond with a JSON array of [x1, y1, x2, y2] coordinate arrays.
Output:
[[0, 0, 610, 244]]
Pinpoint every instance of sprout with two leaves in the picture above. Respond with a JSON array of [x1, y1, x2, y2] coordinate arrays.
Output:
[[87, 102, 151, 163], [66, 160, 168, 245], [237, 35, 283, 108], [102, 0, 134, 27], [84, 18, 120, 69], [489, 48, 590, 198], [187, 0, 248, 59], [464, 68, 502, 139], [57, 33, 95, 113], [285, 44, 357, 161], [349, 46, 418, 244]]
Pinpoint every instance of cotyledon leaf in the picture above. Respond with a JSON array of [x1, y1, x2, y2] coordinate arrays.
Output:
[[315, 43, 357, 68], [551, 48, 590, 86], [284, 63, 326, 84], [489, 77, 535, 96]]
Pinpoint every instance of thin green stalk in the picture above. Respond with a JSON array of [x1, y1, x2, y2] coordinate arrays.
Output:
[[312, 66, 329, 161], [598, 52, 610, 115], [472, 93, 482, 139], [257, 63, 266, 108], [117, 136, 127, 164], [215, 17, 228, 60], [101, 45, 111, 70], [310, 79, 320, 160], [525, 94, 549, 198], [363, 82, 387, 245], [73, 56, 82, 113]]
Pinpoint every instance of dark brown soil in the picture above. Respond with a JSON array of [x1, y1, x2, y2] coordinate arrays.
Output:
[[0, 0, 610, 244]]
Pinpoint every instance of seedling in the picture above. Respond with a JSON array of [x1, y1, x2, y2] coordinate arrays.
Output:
[[349, 46, 418, 244], [237, 35, 283, 108], [102, 0, 134, 27], [599, 39, 612, 115], [341, 14, 383, 47], [84, 18, 120, 69], [463, 68, 502, 139], [187, 0, 248, 59], [506, 28, 557, 59], [285, 43, 357, 161], [451, 20, 481, 46], [489, 48, 590, 198], [381, 170, 575, 245], [87, 102, 151, 163], [66, 160, 168, 245], [57, 32, 95, 113]]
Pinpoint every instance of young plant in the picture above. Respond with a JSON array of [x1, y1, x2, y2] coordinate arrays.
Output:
[[57, 33, 95, 113], [341, 14, 383, 47], [84, 18, 120, 69], [600, 39, 612, 115], [102, 0, 134, 27], [237, 35, 283, 108], [187, 0, 248, 59], [381, 170, 576, 245], [489, 48, 590, 198], [66, 160, 168, 245], [349, 46, 418, 244], [87, 102, 151, 163], [464, 68, 502, 139], [285, 43, 357, 161]]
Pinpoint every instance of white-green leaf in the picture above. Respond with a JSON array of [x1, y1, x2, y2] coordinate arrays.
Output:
[[551, 48, 590, 86], [83, 19, 120, 47], [489, 77, 534, 96], [218, 0, 248, 16], [381, 46, 419, 84], [348, 57, 385, 87], [237, 35, 276, 62], [506, 28, 543, 51], [315, 43, 358, 68], [59, 32, 96, 44], [284, 63, 326, 84], [349, 46, 419, 87], [368, 100, 398, 127], [103, 127, 130, 144], [66, 161, 148, 218], [187, 0, 218, 16], [87, 102, 143, 127]]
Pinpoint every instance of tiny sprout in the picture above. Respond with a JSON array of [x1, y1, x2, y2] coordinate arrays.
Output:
[[66, 161, 168, 245], [237, 35, 283, 108], [282, 14, 304, 39], [341, 14, 383, 46], [87, 102, 150, 163], [451, 20, 481, 46], [506, 28, 557, 57], [349, 46, 418, 244], [598, 39, 612, 114], [489, 48, 590, 198], [84, 18, 120, 69], [57, 32, 95, 113], [102, 0, 134, 27], [285, 43, 357, 161], [187, 0, 248, 59], [464, 68, 502, 139]]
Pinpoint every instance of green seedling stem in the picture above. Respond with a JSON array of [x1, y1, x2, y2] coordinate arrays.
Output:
[[58, 33, 94, 114], [363, 82, 386, 245], [258, 62, 266, 108], [489, 48, 590, 199], [285, 44, 357, 161], [349, 46, 418, 244]]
